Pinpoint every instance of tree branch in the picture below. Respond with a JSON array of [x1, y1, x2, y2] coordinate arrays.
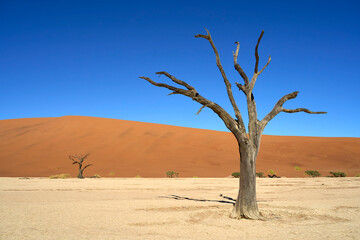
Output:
[[140, 74, 248, 139], [261, 91, 299, 126], [196, 105, 207, 115], [255, 30, 264, 73], [260, 91, 327, 129], [194, 34, 209, 40], [82, 164, 93, 171], [249, 31, 271, 92], [235, 82, 247, 95], [81, 153, 90, 160], [257, 56, 271, 75], [282, 108, 327, 114], [195, 29, 245, 130], [69, 156, 80, 164], [156, 71, 194, 90], [140, 76, 189, 95], [69, 153, 90, 164], [233, 42, 249, 85]]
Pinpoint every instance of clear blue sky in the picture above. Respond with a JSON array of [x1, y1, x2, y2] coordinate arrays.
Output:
[[1, 0, 359, 137]]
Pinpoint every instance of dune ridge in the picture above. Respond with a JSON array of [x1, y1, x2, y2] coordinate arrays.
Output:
[[0, 116, 359, 177]]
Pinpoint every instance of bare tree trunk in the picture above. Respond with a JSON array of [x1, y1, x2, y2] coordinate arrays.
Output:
[[230, 144, 263, 220], [78, 165, 84, 178]]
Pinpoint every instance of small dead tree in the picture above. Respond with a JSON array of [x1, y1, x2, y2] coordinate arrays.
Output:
[[140, 29, 326, 220], [69, 153, 93, 179]]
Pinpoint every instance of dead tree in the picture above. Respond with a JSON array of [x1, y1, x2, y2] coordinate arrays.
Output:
[[69, 153, 93, 179], [140, 29, 326, 220]]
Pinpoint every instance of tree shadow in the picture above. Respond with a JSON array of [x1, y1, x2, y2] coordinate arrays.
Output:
[[159, 194, 270, 205], [159, 194, 236, 205]]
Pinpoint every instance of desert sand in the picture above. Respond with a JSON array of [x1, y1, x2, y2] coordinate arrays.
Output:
[[0, 177, 359, 239], [0, 116, 359, 178]]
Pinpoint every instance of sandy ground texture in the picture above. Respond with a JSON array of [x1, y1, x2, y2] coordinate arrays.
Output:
[[1, 116, 360, 178], [0, 177, 359, 240]]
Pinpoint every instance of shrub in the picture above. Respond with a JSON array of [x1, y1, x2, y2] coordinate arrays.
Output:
[[305, 170, 321, 177], [166, 171, 179, 178], [355, 173, 360, 177], [49, 173, 71, 179], [329, 171, 346, 177], [294, 166, 302, 171], [269, 169, 276, 175], [135, 174, 141, 178], [108, 171, 115, 176], [256, 172, 265, 178], [268, 169, 281, 178], [231, 172, 240, 178]]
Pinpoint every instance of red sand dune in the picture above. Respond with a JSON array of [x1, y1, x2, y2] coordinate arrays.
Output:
[[0, 116, 359, 177]]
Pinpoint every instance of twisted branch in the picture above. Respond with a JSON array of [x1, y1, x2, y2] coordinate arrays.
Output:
[[195, 29, 245, 130], [82, 164, 93, 171], [282, 108, 327, 114], [255, 30, 264, 73], [249, 31, 271, 92], [260, 91, 327, 129]]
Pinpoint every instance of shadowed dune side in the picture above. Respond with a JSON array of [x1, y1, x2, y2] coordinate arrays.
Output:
[[0, 116, 359, 177]]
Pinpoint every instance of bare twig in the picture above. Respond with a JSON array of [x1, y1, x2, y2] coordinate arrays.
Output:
[[249, 31, 271, 92], [235, 82, 247, 95], [257, 55, 271, 75], [156, 71, 194, 90], [196, 105, 207, 115], [233, 42, 249, 85], [282, 108, 327, 114], [255, 30, 264, 73], [140, 76, 188, 95]]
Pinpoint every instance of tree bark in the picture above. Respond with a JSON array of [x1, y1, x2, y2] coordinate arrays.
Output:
[[230, 143, 263, 220]]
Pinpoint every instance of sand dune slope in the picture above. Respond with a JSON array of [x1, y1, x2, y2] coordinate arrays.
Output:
[[0, 116, 359, 177]]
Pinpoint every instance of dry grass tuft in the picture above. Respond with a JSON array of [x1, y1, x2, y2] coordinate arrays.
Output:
[[88, 174, 101, 178], [49, 173, 71, 179]]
